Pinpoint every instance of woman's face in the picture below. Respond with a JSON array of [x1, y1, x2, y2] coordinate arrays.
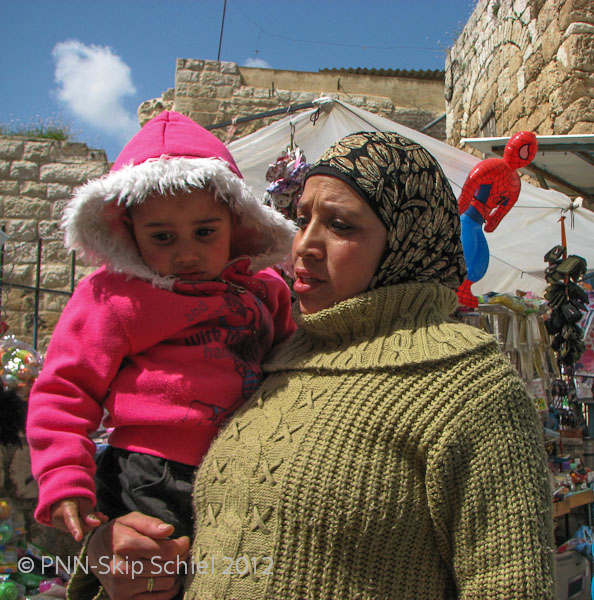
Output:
[[292, 175, 388, 314]]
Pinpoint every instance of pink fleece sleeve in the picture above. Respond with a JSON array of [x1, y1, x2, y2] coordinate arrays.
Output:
[[26, 277, 131, 525], [256, 268, 297, 345]]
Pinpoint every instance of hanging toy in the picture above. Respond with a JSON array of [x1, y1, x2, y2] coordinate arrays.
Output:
[[263, 124, 310, 223], [456, 131, 538, 307]]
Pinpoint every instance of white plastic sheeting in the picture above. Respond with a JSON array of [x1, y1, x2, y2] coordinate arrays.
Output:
[[229, 98, 594, 297]]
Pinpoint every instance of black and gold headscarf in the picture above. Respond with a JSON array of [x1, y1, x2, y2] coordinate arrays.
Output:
[[304, 131, 466, 290]]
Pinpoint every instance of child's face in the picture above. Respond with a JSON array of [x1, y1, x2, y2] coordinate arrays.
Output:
[[127, 188, 233, 280]]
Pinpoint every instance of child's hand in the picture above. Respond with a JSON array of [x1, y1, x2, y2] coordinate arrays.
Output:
[[50, 498, 108, 542]]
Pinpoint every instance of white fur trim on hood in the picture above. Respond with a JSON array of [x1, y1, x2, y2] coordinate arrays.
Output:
[[62, 156, 296, 289]]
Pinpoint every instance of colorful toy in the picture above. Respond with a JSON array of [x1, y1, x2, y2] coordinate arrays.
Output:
[[263, 146, 309, 223], [456, 131, 538, 307], [0, 336, 42, 392], [0, 580, 18, 600]]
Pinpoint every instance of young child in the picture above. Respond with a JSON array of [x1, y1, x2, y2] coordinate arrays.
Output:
[[26, 111, 296, 541]]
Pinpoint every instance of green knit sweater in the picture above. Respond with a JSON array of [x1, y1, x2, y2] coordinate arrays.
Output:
[[185, 283, 554, 600]]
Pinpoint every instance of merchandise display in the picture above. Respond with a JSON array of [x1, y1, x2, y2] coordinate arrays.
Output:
[[0, 498, 69, 598]]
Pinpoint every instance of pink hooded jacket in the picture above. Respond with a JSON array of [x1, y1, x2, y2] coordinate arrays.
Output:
[[26, 111, 296, 525]]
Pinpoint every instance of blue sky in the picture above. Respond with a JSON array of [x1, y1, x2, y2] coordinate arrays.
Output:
[[1, 0, 477, 161]]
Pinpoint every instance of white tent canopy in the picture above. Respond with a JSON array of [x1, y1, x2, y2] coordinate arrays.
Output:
[[229, 98, 594, 297]]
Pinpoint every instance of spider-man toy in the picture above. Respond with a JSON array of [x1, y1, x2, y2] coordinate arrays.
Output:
[[456, 131, 538, 307]]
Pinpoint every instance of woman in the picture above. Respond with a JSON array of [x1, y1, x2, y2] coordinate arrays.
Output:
[[70, 132, 554, 599]]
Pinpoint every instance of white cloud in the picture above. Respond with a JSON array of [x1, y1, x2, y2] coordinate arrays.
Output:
[[52, 40, 139, 142], [243, 57, 272, 69]]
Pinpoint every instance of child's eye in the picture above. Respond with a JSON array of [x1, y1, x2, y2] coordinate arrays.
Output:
[[152, 232, 173, 243], [195, 228, 214, 237]]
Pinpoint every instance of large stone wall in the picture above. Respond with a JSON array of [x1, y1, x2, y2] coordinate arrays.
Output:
[[0, 136, 109, 352], [445, 0, 594, 146], [139, 59, 448, 142], [0, 138, 110, 561]]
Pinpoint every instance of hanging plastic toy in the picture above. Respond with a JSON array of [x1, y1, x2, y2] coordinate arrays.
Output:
[[456, 131, 538, 307], [263, 123, 309, 223]]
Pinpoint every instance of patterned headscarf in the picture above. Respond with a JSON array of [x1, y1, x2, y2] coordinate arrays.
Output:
[[304, 131, 466, 290]]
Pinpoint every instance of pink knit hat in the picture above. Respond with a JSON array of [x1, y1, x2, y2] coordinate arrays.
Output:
[[112, 111, 242, 177], [62, 111, 295, 288]]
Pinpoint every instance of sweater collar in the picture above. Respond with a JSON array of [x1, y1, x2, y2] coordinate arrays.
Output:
[[264, 282, 493, 371]]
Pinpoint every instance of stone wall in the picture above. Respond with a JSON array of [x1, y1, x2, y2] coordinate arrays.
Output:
[[0, 136, 109, 352], [445, 0, 594, 146], [138, 59, 448, 143], [0, 137, 109, 562]]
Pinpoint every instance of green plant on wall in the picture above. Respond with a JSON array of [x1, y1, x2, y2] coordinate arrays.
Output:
[[0, 115, 77, 142]]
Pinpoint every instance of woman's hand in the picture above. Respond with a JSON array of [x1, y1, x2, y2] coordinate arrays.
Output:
[[87, 512, 191, 599]]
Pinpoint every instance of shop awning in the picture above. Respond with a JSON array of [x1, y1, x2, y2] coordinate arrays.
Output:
[[461, 134, 594, 200]]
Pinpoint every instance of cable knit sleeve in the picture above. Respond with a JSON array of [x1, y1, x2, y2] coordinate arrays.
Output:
[[26, 272, 132, 525], [425, 349, 555, 599]]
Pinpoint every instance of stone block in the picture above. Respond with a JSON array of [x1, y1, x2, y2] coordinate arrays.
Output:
[[536, 0, 559, 34], [550, 76, 591, 114], [202, 59, 223, 72], [0, 139, 24, 160], [527, 103, 552, 130], [540, 19, 562, 61], [506, 94, 527, 123], [51, 200, 69, 220], [191, 99, 219, 113], [200, 72, 239, 87], [174, 83, 215, 98], [41, 240, 70, 265], [513, 0, 530, 18], [23, 141, 55, 162], [219, 61, 240, 75], [216, 86, 235, 99], [57, 142, 102, 161], [557, 27, 594, 71], [7, 240, 39, 263], [535, 62, 565, 97], [20, 181, 47, 197], [568, 120, 594, 134], [511, 115, 530, 132], [523, 51, 546, 83], [517, 66, 526, 92], [39, 265, 69, 289], [38, 220, 63, 241], [559, 0, 594, 31], [10, 161, 39, 181], [3, 265, 34, 289], [42, 293, 71, 313], [176, 58, 204, 71], [4, 197, 50, 219], [4, 220, 37, 242], [0, 180, 19, 196], [175, 69, 202, 83], [554, 96, 594, 133], [524, 80, 543, 113], [186, 111, 216, 127], [233, 86, 255, 99], [46, 183, 72, 200], [39, 162, 106, 184], [0, 160, 10, 178]]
